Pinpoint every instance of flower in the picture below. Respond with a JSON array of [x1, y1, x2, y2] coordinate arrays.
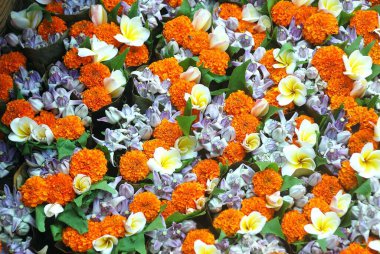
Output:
[[252, 169, 283, 197], [171, 182, 205, 213], [90, 5, 107, 26], [311, 45, 345, 81], [192, 9, 212, 31], [242, 133, 261, 152], [78, 36, 118, 63], [343, 50, 373, 81], [52, 116, 85, 140], [281, 210, 308, 243], [180, 67, 202, 83], [231, 114, 260, 142], [129, 192, 161, 222], [192, 159, 220, 185], [273, 48, 297, 74], [147, 147, 182, 175], [213, 209, 244, 237], [194, 240, 220, 254], [70, 20, 95, 38], [225, 90, 255, 116], [0, 51, 27, 75], [183, 30, 210, 55], [277, 75, 307, 107], [142, 139, 170, 158], [153, 119, 183, 146], [266, 191, 283, 210], [185, 84, 211, 111], [218, 141, 246, 166], [93, 235, 118, 254], [63, 220, 103, 252], [303, 198, 331, 220], [318, 0, 342, 17], [94, 22, 122, 47], [73, 174, 92, 194], [271, 1, 297, 27], [338, 160, 358, 191], [251, 99, 269, 117], [209, 26, 230, 52], [350, 10, 378, 44], [44, 203, 64, 218], [175, 136, 197, 160], [11, 4, 43, 30], [8, 117, 38, 143], [64, 48, 92, 69], [115, 16, 150, 46], [219, 3, 242, 20], [31, 124, 54, 145], [122, 45, 149, 67], [241, 197, 274, 220], [82, 87, 112, 111], [120, 150, 149, 183], [125, 212, 146, 236], [348, 128, 377, 154], [103, 70, 126, 98], [350, 142, 380, 178], [282, 145, 316, 176], [1, 99, 35, 126], [294, 5, 318, 25], [312, 175, 342, 203], [46, 173, 76, 205], [296, 119, 319, 147], [37, 17, 67, 41], [20, 176, 48, 207], [102, 215, 127, 238], [304, 208, 340, 239], [238, 211, 267, 235], [330, 190, 351, 217], [163, 16, 193, 46], [197, 49, 230, 75], [374, 118, 380, 142], [149, 57, 183, 82], [169, 79, 193, 111], [80, 62, 111, 88], [342, 243, 373, 254], [369, 240, 380, 252], [292, 0, 314, 7], [242, 4, 260, 23], [0, 74, 14, 102], [182, 229, 215, 254], [303, 12, 338, 45], [70, 149, 108, 182]]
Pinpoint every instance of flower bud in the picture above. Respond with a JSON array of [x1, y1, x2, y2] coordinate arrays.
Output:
[[90, 5, 107, 26], [139, 125, 153, 140], [195, 196, 207, 210], [16, 221, 30, 236], [209, 26, 230, 52], [289, 184, 306, 199], [5, 33, 19, 47], [149, 112, 161, 127], [306, 67, 318, 79], [31, 124, 54, 145], [266, 191, 283, 210], [208, 198, 223, 213], [180, 66, 201, 83], [28, 97, 44, 112], [308, 172, 321, 186], [255, 15, 271, 33], [75, 104, 89, 119], [283, 195, 294, 208], [251, 99, 269, 117], [350, 79, 368, 98], [44, 203, 64, 218], [192, 9, 212, 31], [206, 178, 219, 194], [242, 4, 260, 23], [295, 196, 308, 208]]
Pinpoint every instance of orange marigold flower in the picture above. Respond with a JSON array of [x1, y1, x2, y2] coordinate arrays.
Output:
[[312, 174, 343, 203], [94, 22, 121, 47], [369, 41, 380, 65], [19, 176, 48, 207], [166, 0, 183, 8], [142, 139, 171, 158], [79, 62, 111, 88], [182, 229, 215, 254], [252, 169, 283, 197], [224, 90, 255, 116], [213, 208, 244, 237], [53, 115, 85, 140], [311, 45, 345, 82], [237, 20, 256, 35], [338, 160, 358, 191], [163, 16, 194, 46], [218, 142, 246, 166], [271, 1, 297, 27], [64, 47, 92, 69], [253, 33, 266, 50], [294, 5, 318, 25], [149, 57, 183, 82], [153, 119, 183, 146], [82, 87, 112, 111], [303, 12, 338, 45], [198, 49, 230, 75], [120, 44, 149, 67], [129, 192, 161, 222], [369, 0, 380, 5], [330, 95, 357, 111], [281, 210, 308, 243], [192, 159, 220, 185], [0, 74, 14, 102], [161, 200, 178, 219], [37, 17, 67, 41], [231, 113, 260, 142], [169, 79, 195, 111], [350, 10, 379, 44], [241, 196, 275, 220], [303, 197, 331, 220], [326, 76, 354, 98], [182, 30, 210, 55], [0, 51, 27, 75], [219, 3, 242, 20], [70, 149, 108, 182], [70, 20, 96, 38], [348, 128, 377, 154], [46, 1, 64, 14], [171, 182, 205, 213], [346, 106, 378, 132], [101, 215, 126, 238], [1, 99, 35, 126], [295, 114, 314, 129], [260, 49, 288, 84], [264, 86, 295, 112], [341, 243, 372, 254], [102, 0, 136, 12], [119, 150, 149, 183], [46, 173, 76, 205]]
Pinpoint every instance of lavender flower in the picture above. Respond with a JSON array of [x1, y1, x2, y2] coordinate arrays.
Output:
[[14, 67, 42, 97], [62, 0, 96, 14], [0, 141, 19, 178], [48, 61, 84, 92], [144, 171, 184, 200], [25, 150, 69, 176], [132, 68, 171, 101]]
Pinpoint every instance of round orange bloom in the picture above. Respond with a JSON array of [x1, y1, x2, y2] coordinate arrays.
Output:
[[198, 49, 230, 75], [79, 62, 111, 88], [94, 22, 121, 47], [1, 99, 35, 126], [231, 113, 260, 142], [161, 200, 178, 219], [303, 197, 331, 220], [338, 160, 358, 191], [163, 16, 194, 46], [119, 150, 149, 183], [69, 149, 108, 182], [213, 208, 244, 237], [120, 44, 149, 67], [252, 169, 283, 197], [311, 45, 345, 82], [37, 17, 67, 41], [101, 215, 126, 238], [253, 33, 266, 50], [153, 119, 183, 146], [281, 210, 308, 243], [219, 3, 242, 20], [46, 1, 64, 14], [237, 20, 255, 34], [346, 106, 378, 132], [0, 51, 27, 75], [264, 86, 295, 112], [218, 142, 246, 166], [70, 20, 95, 38], [171, 182, 205, 213], [64, 48, 92, 69], [369, 41, 380, 65], [330, 95, 357, 111], [303, 12, 338, 45], [82, 87, 112, 111], [260, 49, 287, 84], [224, 90, 255, 116], [182, 30, 210, 55], [295, 114, 314, 129], [53, 115, 85, 140], [271, 1, 297, 26], [369, 0, 380, 5], [192, 159, 220, 185], [312, 175, 343, 203], [326, 76, 354, 98], [129, 192, 161, 222], [0, 74, 14, 102], [341, 243, 372, 254], [19, 176, 48, 207], [182, 229, 215, 254], [166, 0, 183, 8], [142, 139, 171, 158], [241, 196, 275, 220], [294, 5, 318, 25], [348, 129, 377, 154], [350, 10, 379, 44], [149, 57, 183, 82], [46, 173, 76, 205], [169, 79, 195, 111]]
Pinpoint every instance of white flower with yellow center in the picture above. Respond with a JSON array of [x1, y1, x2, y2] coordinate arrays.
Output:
[[31, 124, 54, 145], [373, 118, 380, 142], [44, 203, 64, 218], [125, 212, 146, 236], [330, 190, 351, 217], [8, 117, 38, 143], [369, 240, 380, 252], [73, 174, 92, 194], [175, 136, 198, 160], [304, 208, 340, 239], [194, 240, 221, 254], [238, 211, 267, 235], [273, 48, 297, 74], [242, 133, 261, 152], [104, 70, 127, 98], [184, 84, 211, 111], [242, 4, 260, 23], [276, 75, 307, 106], [282, 145, 316, 176], [292, 0, 314, 7], [296, 119, 319, 147], [266, 191, 283, 210], [318, 0, 342, 17], [350, 142, 380, 178], [195, 196, 207, 210], [78, 35, 118, 62], [147, 147, 182, 175], [93, 235, 118, 254], [343, 50, 373, 81], [115, 15, 150, 46], [209, 26, 230, 52]]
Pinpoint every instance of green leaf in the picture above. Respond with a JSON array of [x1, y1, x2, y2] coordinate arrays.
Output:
[[280, 175, 303, 191], [76, 131, 90, 148], [227, 46, 241, 57], [317, 239, 327, 252], [370, 5, 380, 14], [354, 179, 371, 196], [211, 88, 230, 96], [361, 40, 376, 56], [166, 210, 206, 225], [144, 215, 165, 232], [127, 0, 139, 18], [344, 36, 363, 56], [57, 203, 88, 234], [50, 224, 63, 241], [315, 156, 328, 167], [218, 231, 226, 241], [334, 228, 346, 238], [90, 180, 117, 195], [177, 0, 191, 17], [219, 163, 229, 176], [0, 122, 10, 135], [35, 205, 46, 233], [277, 201, 290, 219], [210, 187, 225, 197], [176, 115, 197, 136], [340, 207, 352, 227], [367, 64, 380, 80], [256, 161, 279, 171], [79, 37, 91, 49], [261, 217, 285, 240], [179, 57, 198, 69], [338, 12, 353, 26], [278, 42, 294, 56], [199, 67, 229, 86], [227, 60, 250, 94], [103, 48, 129, 71], [56, 138, 76, 160], [119, 233, 146, 254], [263, 106, 280, 122], [184, 99, 193, 116], [134, 233, 146, 254], [108, 2, 121, 23], [118, 237, 135, 252]]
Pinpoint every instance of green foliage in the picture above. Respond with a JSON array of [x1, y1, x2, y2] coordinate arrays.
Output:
[[256, 161, 279, 171], [261, 217, 285, 240], [227, 61, 250, 94], [103, 49, 129, 71], [128, 0, 139, 18], [35, 205, 46, 233], [57, 203, 88, 234], [280, 175, 303, 191], [177, 0, 191, 17], [176, 115, 197, 136], [56, 138, 76, 160]]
